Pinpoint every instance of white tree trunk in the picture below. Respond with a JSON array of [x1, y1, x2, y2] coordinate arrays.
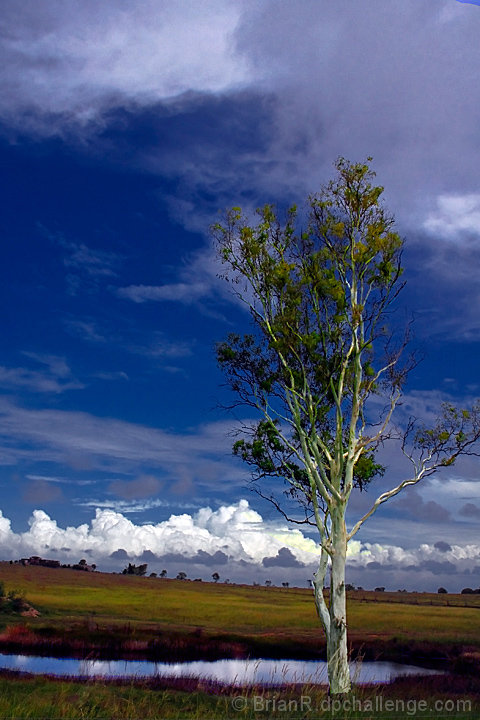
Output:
[[327, 507, 351, 695]]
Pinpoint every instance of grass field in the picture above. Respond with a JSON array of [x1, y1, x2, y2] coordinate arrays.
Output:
[[0, 563, 479, 718], [1, 562, 479, 650]]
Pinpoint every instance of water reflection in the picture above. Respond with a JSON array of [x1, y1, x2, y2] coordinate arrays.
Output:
[[0, 653, 442, 685]]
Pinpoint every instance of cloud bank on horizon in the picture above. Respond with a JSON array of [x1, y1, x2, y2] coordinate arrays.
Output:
[[1, 499, 478, 592], [0, 0, 479, 591]]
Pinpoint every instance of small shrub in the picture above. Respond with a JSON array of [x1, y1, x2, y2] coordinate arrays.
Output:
[[7, 590, 24, 612], [437, 587, 448, 594], [0, 588, 25, 613]]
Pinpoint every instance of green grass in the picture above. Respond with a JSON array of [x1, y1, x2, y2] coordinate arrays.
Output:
[[347, 600, 480, 645], [0, 673, 478, 719], [1, 563, 479, 649], [0, 675, 225, 719]]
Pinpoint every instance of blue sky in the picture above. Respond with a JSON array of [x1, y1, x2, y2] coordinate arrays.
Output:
[[0, 0, 479, 591]]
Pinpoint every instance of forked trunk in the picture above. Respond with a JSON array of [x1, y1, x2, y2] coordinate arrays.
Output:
[[327, 508, 350, 695]]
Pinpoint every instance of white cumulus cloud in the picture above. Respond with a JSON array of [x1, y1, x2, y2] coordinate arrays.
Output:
[[0, 500, 479, 588], [0, 500, 320, 566]]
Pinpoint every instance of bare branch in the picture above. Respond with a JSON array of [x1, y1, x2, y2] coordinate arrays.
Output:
[[251, 486, 316, 526]]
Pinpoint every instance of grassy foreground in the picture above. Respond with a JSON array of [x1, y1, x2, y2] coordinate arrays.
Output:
[[0, 672, 478, 720], [0, 563, 479, 718]]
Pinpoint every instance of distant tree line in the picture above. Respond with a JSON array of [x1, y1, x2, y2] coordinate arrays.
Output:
[[13, 556, 96, 572], [122, 563, 147, 576]]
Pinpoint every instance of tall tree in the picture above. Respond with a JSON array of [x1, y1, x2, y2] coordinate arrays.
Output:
[[213, 158, 480, 695]]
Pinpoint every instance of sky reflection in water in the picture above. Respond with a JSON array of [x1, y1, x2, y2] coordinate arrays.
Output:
[[1, 654, 442, 685]]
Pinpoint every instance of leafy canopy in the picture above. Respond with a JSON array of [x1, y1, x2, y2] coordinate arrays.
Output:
[[214, 158, 404, 518]]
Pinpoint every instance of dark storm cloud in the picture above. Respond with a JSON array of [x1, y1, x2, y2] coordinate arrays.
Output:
[[263, 547, 305, 568], [144, 550, 229, 566], [366, 562, 397, 572], [391, 489, 451, 523], [459, 502, 480, 518], [150, 552, 187, 564], [363, 559, 457, 578], [194, 550, 229, 566], [109, 548, 128, 559], [434, 541, 452, 553], [137, 550, 158, 562], [406, 560, 458, 575]]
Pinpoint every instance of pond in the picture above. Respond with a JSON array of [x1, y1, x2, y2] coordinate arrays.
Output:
[[0, 653, 443, 685]]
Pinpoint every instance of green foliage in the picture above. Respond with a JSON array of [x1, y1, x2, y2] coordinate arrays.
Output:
[[352, 452, 385, 490], [414, 401, 480, 468], [214, 158, 402, 516]]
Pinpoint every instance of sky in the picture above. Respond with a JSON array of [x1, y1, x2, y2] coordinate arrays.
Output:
[[0, 0, 479, 592]]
